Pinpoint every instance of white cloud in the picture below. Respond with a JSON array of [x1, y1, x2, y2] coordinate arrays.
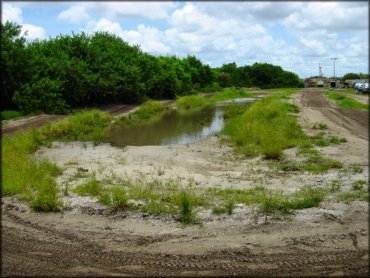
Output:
[[2, 3, 23, 24], [21, 24, 45, 40], [194, 2, 303, 21], [2, 3, 45, 40], [283, 2, 368, 32], [57, 5, 90, 24], [85, 18, 170, 54], [58, 2, 177, 24]]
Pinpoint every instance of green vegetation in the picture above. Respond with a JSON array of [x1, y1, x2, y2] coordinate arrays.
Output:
[[312, 122, 328, 130], [176, 87, 255, 110], [216, 62, 299, 89], [117, 100, 167, 125], [277, 148, 342, 174], [325, 91, 369, 110], [37, 110, 112, 144], [310, 132, 347, 147], [336, 190, 368, 203], [209, 87, 253, 102], [352, 180, 367, 191], [2, 21, 300, 115], [175, 191, 197, 224], [2, 131, 62, 211], [341, 72, 369, 82], [224, 92, 306, 159], [176, 95, 209, 110], [1, 110, 23, 120], [73, 179, 103, 196], [208, 186, 327, 217]]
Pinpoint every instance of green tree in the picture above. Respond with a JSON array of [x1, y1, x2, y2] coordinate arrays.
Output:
[[1, 21, 29, 110]]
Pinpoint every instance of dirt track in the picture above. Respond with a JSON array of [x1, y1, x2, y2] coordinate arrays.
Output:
[[1, 89, 368, 277], [300, 88, 368, 140]]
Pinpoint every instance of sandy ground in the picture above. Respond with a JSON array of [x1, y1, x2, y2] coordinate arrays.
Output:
[[2, 89, 369, 277]]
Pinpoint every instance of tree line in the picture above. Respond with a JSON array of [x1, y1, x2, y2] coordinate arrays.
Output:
[[1, 21, 300, 114]]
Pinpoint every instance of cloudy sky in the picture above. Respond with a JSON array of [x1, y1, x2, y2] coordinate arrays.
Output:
[[2, 1, 368, 78]]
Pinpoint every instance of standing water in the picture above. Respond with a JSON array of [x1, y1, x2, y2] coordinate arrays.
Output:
[[110, 98, 255, 147]]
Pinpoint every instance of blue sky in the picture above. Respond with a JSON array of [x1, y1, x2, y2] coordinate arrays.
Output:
[[2, 1, 369, 78]]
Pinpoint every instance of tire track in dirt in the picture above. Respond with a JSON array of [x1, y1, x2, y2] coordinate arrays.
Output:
[[2, 206, 368, 277], [300, 89, 368, 140]]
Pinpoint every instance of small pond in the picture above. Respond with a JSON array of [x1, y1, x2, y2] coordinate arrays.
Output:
[[110, 98, 255, 147]]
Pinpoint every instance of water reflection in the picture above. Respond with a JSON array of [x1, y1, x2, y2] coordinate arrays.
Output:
[[110, 99, 255, 147]]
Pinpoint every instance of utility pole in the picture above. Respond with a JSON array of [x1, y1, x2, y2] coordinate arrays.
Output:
[[330, 57, 339, 79], [319, 63, 323, 78]]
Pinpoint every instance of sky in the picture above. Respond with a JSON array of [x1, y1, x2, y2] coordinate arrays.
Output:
[[2, 1, 369, 79]]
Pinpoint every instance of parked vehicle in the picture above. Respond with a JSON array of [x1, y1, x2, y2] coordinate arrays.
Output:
[[361, 82, 369, 93]]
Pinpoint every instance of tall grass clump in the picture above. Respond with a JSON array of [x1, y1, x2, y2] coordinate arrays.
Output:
[[117, 100, 167, 125], [174, 191, 199, 224], [73, 179, 103, 196], [2, 131, 62, 211], [132, 100, 166, 120], [176, 95, 209, 110], [224, 94, 307, 159], [38, 110, 112, 144]]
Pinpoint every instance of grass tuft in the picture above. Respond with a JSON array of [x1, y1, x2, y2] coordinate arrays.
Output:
[[73, 179, 103, 196]]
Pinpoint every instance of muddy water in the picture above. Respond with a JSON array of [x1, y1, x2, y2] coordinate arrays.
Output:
[[110, 98, 254, 146]]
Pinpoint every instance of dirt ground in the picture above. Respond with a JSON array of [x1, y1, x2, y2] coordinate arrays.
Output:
[[1, 89, 369, 277]]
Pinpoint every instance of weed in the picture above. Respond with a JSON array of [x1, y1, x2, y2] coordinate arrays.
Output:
[[336, 190, 368, 203], [212, 206, 228, 215], [312, 122, 328, 130], [110, 188, 128, 209], [64, 160, 79, 166], [329, 180, 342, 192], [349, 165, 363, 174], [140, 201, 177, 215], [175, 191, 197, 224], [328, 136, 347, 144], [73, 179, 103, 196], [30, 180, 61, 212], [225, 199, 235, 215], [352, 180, 367, 191], [157, 167, 165, 176], [297, 147, 320, 157]]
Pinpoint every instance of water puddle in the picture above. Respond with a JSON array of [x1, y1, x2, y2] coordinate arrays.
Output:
[[110, 98, 255, 146]]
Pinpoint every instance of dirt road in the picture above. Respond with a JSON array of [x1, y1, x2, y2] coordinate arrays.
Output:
[[1, 89, 368, 277], [300, 88, 368, 140]]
